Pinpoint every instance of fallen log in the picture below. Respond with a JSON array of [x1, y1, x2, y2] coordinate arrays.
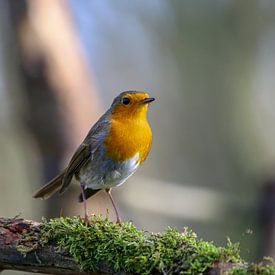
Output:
[[0, 217, 274, 274]]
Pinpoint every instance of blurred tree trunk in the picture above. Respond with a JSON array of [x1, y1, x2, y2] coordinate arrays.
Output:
[[3, 0, 109, 221]]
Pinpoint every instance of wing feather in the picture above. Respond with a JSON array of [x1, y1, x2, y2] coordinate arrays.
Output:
[[59, 111, 111, 194], [59, 143, 91, 194]]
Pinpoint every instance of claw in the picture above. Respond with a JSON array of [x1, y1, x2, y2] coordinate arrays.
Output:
[[116, 217, 122, 225], [84, 215, 90, 226]]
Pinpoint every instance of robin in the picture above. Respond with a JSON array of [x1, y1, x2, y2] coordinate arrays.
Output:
[[33, 91, 155, 224]]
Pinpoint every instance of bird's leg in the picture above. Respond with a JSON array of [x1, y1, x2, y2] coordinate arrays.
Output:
[[80, 183, 89, 224], [106, 188, 121, 224]]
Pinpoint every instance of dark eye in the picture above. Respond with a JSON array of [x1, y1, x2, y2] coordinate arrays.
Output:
[[122, 97, 131, 105]]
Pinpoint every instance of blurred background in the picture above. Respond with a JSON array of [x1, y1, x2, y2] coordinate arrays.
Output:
[[1, 1, 275, 273]]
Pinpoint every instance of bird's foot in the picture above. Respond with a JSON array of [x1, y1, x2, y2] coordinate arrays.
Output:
[[83, 215, 91, 226], [116, 217, 122, 226]]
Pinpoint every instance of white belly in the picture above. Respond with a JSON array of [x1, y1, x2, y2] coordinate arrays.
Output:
[[79, 153, 140, 190]]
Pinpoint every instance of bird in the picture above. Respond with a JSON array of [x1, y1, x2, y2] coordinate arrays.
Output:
[[33, 91, 155, 224]]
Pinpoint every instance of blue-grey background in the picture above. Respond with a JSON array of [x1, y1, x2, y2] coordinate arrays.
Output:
[[1, 3, 275, 274]]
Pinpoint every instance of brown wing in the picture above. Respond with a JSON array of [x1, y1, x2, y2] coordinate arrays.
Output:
[[59, 143, 91, 194], [59, 110, 111, 194]]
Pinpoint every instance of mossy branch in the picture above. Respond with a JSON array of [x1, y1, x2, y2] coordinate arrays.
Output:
[[0, 216, 274, 274]]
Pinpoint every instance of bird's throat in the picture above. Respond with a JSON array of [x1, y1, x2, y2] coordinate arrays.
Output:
[[104, 117, 152, 163]]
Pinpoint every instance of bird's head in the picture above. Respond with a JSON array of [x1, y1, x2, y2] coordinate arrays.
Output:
[[110, 91, 155, 119]]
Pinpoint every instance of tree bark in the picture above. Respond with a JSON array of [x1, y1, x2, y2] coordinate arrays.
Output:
[[0, 217, 90, 274], [0, 217, 253, 275]]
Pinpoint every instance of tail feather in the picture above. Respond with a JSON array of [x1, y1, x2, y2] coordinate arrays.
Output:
[[33, 172, 64, 200]]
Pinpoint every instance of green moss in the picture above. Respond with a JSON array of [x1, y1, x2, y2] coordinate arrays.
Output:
[[230, 265, 275, 274], [40, 216, 242, 274], [230, 257, 275, 275]]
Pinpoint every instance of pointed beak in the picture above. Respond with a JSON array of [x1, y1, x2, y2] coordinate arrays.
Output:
[[141, 97, 155, 104]]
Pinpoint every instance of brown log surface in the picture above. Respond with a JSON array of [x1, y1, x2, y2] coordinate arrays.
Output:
[[0, 217, 256, 275], [0, 217, 93, 274]]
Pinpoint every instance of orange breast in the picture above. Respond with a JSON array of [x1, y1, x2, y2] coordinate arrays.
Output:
[[104, 116, 152, 164]]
